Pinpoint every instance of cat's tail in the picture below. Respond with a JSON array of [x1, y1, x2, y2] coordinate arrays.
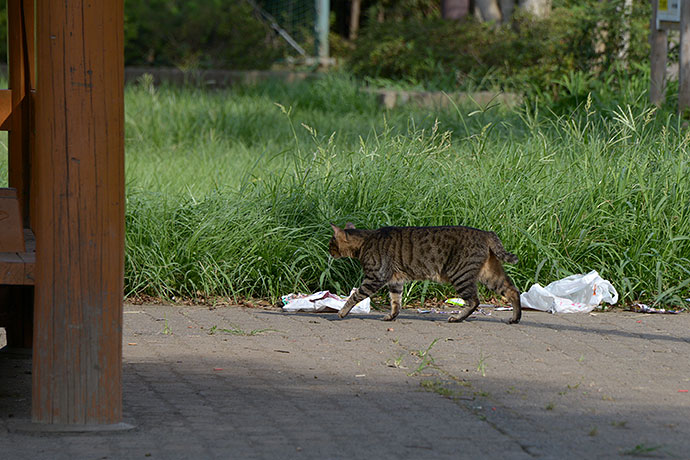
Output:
[[488, 232, 518, 264]]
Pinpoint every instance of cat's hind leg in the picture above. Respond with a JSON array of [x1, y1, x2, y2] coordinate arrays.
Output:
[[447, 281, 480, 323], [504, 287, 521, 324], [446, 262, 481, 323], [478, 252, 522, 324], [383, 282, 403, 321], [338, 277, 386, 319]]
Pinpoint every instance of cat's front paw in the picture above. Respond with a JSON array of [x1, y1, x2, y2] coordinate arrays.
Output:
[[447, 315, 464, 323], [507, 318, 520, 324], [382, 313, 398, 321], [338, 309, 349, 319]]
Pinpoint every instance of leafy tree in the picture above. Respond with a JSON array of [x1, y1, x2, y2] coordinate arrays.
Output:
[[124, 0, 285, 69]]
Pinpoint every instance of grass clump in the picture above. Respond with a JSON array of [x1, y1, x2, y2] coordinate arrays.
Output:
[[64, 75, 690, 309]]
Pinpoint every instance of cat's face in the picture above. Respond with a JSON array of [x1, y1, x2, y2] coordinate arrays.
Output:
[[328, 234, 343, 258], [329, 223, 357, 258]]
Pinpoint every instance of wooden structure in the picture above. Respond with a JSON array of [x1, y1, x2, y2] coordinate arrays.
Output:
[[680, 0, 690, 113], [650, 1, 668, 106], [0, 0, 125, 427], [650, 0, 690, 112]]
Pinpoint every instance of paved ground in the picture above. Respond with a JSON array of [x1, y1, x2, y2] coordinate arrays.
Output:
[[1, 303, 690, 459]]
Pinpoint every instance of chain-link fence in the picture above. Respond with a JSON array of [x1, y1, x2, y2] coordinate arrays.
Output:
[[251, 0, 329, 62], [257, 0, 315, 54]]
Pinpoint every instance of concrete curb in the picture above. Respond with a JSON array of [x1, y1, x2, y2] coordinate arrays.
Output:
[[124, 66, 318, 88], [123, 66, 522, 109], [362, 87, 522, 109]]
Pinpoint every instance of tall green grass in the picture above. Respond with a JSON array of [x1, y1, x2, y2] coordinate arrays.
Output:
[[123, 74, 690, 308], [1, 72, 683, 306]]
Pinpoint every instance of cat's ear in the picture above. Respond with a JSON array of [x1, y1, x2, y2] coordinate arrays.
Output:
[[345, 222, 356, 229], [330, 223, 343, 236]]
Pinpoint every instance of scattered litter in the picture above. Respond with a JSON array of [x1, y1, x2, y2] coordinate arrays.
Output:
[[274, 349, 290, 353], [355, 374, 366, 378], [446, 298, 465, 306], [213, 368, 224, 371], [679, 390, 688, 393], [417, 304, 510, 316], [127, 343, 137, 346], [631, 304, 681, 314], [417, 308, 461, 315], [281, 290, 370, 314], [386, 328, 394, 332], [520, 270, 618, 314], [417, 307, 492, 316]]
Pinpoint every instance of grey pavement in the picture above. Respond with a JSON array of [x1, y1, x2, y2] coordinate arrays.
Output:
[[1, 303, 690, 459]]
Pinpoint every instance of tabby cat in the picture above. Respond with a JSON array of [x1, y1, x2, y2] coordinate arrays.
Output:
[[329, 223, 521, 324]]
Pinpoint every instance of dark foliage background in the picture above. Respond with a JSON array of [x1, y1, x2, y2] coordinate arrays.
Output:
[[0, 0, 656, 94]]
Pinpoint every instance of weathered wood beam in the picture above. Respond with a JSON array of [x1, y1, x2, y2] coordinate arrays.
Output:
[[650, 0, 668, 107], [680, 0, 690, 113], [32, 0, 125, 426]]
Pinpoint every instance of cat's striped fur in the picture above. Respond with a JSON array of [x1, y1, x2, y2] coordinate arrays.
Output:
[[329, 223, 521, 324]]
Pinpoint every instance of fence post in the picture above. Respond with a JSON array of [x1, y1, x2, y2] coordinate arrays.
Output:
[[349, 0, 361, 40], [650, 0, 668, 106], [680, 0, 690, 114], [32, 0, 126, 426]]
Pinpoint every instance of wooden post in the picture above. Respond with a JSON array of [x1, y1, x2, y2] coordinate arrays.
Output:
[[680, 0, 690, 114], [32, 0, 125, 426], [650, 0, 668, 106], [6, 0, 34, 225], [2, 0, 35, 350], [349, 0, 361, 40]]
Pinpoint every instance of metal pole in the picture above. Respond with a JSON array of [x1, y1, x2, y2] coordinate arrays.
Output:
[[315, 0, 330, 66]]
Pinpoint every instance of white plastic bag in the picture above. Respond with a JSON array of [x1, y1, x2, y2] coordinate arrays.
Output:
[[281, 290, 370, 314], [520, 270, 618, 314]]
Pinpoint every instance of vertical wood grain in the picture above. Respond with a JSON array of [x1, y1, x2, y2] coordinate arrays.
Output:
[[7, 0, 34, 225], [0, 187, 25, 251], [680, 0, 690, 113], [650, 1, 668, 107], [32, 0, 125, 425]]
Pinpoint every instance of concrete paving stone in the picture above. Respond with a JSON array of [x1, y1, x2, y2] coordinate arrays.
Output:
[[2, 304, 690, 458]]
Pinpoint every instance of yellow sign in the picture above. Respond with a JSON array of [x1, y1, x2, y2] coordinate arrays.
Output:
[[659, 0, 668, 11]]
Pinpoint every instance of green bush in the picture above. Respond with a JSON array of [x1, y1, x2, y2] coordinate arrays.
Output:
[[0, 1, 650, 81], [349, 0, 651, 94], [124, 0, 286, 69], [0, 2, 285, 69]]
